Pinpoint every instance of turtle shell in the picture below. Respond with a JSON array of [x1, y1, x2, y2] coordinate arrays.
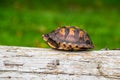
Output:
[[42, 26, 94, 51]]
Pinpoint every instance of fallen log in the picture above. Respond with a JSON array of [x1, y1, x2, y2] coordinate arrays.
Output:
[[0, 46, 120, 80]]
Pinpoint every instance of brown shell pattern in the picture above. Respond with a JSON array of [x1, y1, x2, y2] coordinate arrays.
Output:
[[42, 26, 94, 51]]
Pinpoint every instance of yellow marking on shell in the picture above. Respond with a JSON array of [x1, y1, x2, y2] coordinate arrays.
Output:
[[58, 42, 70, 50], [47, 42, 56, 49], [59, 28, 65, 35], [79, 31, 84, 37], [69, 28, 75, 35], [72, 44, 80, 50]]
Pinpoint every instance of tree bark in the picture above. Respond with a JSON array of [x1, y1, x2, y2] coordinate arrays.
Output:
[[0, 46, 120, 80]]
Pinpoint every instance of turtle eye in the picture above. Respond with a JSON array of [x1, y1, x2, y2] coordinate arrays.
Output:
[[86, 40, 91, 44], [43, 34, 49, 37]]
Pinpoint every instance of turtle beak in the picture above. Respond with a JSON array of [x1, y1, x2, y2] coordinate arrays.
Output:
[[42, 34, 49, 41]]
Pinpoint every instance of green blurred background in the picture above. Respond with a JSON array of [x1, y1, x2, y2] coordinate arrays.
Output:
[[0, 0, 120, 50]]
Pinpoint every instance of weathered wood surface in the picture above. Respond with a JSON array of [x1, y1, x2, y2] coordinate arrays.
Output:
[[0, 46, 120, 80]]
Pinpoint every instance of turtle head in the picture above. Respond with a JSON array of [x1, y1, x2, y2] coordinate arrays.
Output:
[[42, 34, 49, 41], [42, 34, 59, 49]]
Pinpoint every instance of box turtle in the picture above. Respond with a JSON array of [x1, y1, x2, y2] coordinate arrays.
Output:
[[42, 26, 94, 51]]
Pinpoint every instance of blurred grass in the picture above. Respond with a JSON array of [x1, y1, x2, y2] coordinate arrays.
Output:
[[0, 0, 120, 50]]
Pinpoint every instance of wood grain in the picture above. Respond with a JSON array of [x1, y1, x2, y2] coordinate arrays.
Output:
[[0, 46, 120, 80]]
